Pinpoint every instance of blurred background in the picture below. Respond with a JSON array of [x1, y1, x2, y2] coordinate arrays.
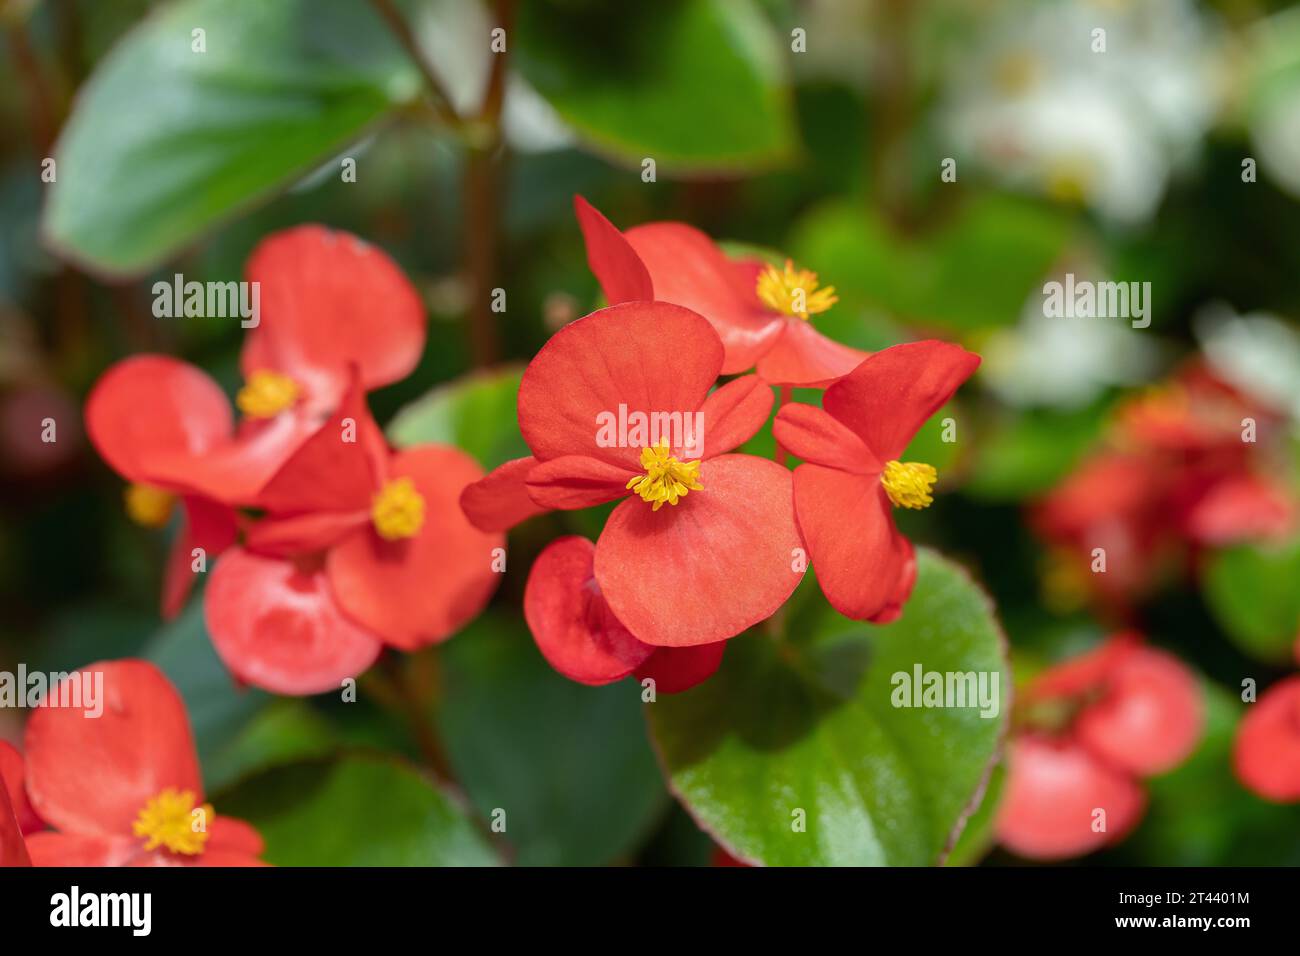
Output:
[[2, 0, 1300, 865]]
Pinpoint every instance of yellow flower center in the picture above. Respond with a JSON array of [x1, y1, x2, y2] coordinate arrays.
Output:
[[881, 460, 937, 510], [132, 788, 213, 856], [372, 477, 426, 540], [755, 259, 837, 321], [236, 369, 300, 418], [124, 482, 176, 528], [626, 439, 703, 511]]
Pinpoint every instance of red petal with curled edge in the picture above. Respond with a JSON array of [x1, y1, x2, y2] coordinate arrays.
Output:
[[595, 455, 802, 647], [773, 402, 879, 474], [524, 536, 653, 685], [460, 456, 548, 532], [822, 340, 980, 462], [698, 375, 773, 459], [573, 196, 653, 304], [526, 455, 637, 511], [996, 734, 1147, 861], [242, 225, 426, 409], [1074, 645, 1204, 777], [635, 642, 726, 695], [24, 660, 202, 840], [328, 446, 503, 650], [0, 779, 31, 866], [868, 535, 917, 625], [161, 497, 238, 621], [517, 302, 723, 468], [205, 547, 383, 696], [755, 319, 870, 388], [85, 355, 232, 485], [623, 222, 783, 374], [791, 463, 905, 621], [85, 355, 316, 505], [254, 369, 386, 516], [1, 741, 43, 835], [1233, 675, 1300, 802]]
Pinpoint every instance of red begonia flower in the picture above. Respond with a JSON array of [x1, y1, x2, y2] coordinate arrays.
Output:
[[0, 741, 43, 836], [240, 225, 425, 419], [21, 660, 265, 867], [463, 302, 802, 647], [574, 196, 867, 387], [0, 767, 30, 866], [205, 549, 383, 696], [996, 734, 1146, 861], [232, 374, 503, 655], [523, 536, 724, 691], [85, 226, 428, 620], [1233, 675, 1300, 802], [997, 634, 1202, 860], [772, 340, 980, 621]]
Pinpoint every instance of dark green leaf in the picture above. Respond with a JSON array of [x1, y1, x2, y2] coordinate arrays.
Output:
[[386, 365, 529, 468], [439, 612, 668, 865], [217, 753, 499, 865]]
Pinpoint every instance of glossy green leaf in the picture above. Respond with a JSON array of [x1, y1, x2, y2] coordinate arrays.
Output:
[[42, 0, 421, 275], [648, 549, 1008, 865], [439, 612, 668, 865], [515, 0, 798, 173], [386, 365, 529, 468], [1203, 537, 1300, 663], [217, 754, 499, 866]]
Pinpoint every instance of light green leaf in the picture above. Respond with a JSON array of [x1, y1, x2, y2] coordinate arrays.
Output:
[[1203, 537, 1300, 664], [648, 549, 1008, 865], [386, 365, 528, 468], [43, 0, 421, 275]]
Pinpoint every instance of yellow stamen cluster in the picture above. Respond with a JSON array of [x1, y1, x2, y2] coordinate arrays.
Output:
[[124, 483, 176, 528], [626, 440, 703, 511], [236, 369, 300, 418], [755, 260, 837, 321], [371, 477, 426, 540], [133, 788, 213, 856], [881, 460, 938, 510]]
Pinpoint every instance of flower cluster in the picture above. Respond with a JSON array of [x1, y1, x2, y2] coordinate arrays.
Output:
[[461, 198, 980, 692], [86, 227, 502, 694], [1033, 361, 1295, 609], [1233, 641, 1300, 802], [1, 661, 265, 866], [996, 633, 1203, 860]]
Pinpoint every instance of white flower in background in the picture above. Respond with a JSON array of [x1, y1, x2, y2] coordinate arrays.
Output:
[[1195, 303, 1300, 422], [982, 272, 1161, 408], [943, 0, 1222, 225], [1246, 8, 1300, 199]]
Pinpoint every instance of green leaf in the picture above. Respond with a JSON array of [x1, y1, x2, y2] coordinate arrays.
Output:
[[648, 549, 1008, 865], [439, 612, 668, 865], [1203, 537, 1300, 663], [42, 0, 421, 275], [790, 194, 1073, 333], [217, 754, 499, 866], [515, 0, 798, 173], [386, 365, 529, 468]]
